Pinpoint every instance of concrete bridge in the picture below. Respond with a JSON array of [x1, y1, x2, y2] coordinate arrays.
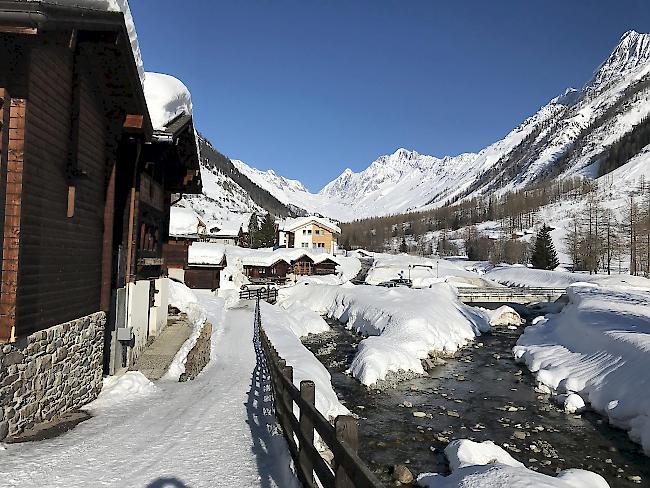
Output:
[[457, 287, 566, 304]]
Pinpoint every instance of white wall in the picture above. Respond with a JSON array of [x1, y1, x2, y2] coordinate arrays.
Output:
[[127, 280, 151, 366], [148, 278, 169, 337]]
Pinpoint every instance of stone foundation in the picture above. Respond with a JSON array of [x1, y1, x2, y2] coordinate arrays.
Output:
[[0, 312, 105, 440], [180, 322, 212, 382]]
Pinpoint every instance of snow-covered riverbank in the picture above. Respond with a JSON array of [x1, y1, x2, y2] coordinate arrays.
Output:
[[279, 282, 490, 386], [514, 284, 650, 456]]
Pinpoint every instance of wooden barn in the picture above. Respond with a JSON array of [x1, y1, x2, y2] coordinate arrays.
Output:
[[185, 242, 226, 291], [0, 1, 201, 439]]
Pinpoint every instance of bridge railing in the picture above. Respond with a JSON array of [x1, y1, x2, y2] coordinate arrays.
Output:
[[255, 297, 384, 488], [239, 287, 278, 302]]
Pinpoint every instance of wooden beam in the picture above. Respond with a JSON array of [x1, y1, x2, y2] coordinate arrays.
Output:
[[0, 25, 37, 35], [100, 163, 116, 311], [123, 114, 144, 130], [0, 98, 26, 343]]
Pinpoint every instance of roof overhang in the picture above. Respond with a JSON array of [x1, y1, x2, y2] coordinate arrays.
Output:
[[0, 0, 152, 137]]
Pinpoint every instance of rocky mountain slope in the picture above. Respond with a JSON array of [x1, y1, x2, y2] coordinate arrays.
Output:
[[231, 30, 650, 222]]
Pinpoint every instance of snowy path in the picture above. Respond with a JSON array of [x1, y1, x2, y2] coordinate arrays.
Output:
[[0, 296, 299, 488]]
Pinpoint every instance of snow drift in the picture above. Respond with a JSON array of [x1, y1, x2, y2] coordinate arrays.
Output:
[[514, 284, 650, 455], [279, 283, 489, 386], [259, 301, 348, 422], [418, 439, 609, 488]]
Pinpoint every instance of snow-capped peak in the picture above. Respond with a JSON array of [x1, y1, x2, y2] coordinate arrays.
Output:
[[587, 30, 650, 90]]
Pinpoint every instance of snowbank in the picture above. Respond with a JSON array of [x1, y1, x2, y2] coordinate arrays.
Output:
[[163, 281, 211, 381], [279, 283, 489, 386], [259, 301, 348, 422], [86, 371, 155, 412], [481, 305, 523, 327], [144, 72, 193, 130], [514, 284, 650, 455], [418, 439, 609, 488], [486, 265, 650, 290]]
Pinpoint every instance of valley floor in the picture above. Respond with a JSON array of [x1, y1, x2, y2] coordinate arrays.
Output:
[[0, 295, 299, 488]]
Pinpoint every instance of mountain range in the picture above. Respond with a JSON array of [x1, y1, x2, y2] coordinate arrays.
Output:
[[189, 30, 650, 224]]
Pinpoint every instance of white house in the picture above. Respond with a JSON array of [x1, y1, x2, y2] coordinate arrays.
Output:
[[277, 216, 341, 254]]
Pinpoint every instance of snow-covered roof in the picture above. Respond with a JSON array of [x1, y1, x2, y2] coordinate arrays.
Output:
[[25, 0, 145, 85], [278, 216, 341, 234], [205, 213, 251, 237], [144, 72, 193, 131], [226, 246, 338, 268], [188, 242, 226, 267], [169, 206, 204, 237]]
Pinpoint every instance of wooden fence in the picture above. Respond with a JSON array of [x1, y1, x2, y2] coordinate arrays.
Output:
[[255, 297, 384, 488], [239, 287, 279, 302]]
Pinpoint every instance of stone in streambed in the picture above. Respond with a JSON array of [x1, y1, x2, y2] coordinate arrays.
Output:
[[393, 464, 414, 484]]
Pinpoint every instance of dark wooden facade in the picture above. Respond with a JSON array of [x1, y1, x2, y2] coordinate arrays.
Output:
[[313, 258, 338, 275], [0, 3, 200, 344], [162, 238, 193, 269], [244, 260, 290, 280], [185, 267, 221, 291], [292, 255, 314, 276]]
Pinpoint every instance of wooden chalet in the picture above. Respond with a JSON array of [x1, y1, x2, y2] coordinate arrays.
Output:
[[185, 242, 226, 291], [243, 257, 291, 282], [0, 2, 201, 363], [292, 254, 314, 276], [313, 257, 338, 275]]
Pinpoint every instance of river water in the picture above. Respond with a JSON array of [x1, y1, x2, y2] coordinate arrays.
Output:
[[301, 307, 649, 486]]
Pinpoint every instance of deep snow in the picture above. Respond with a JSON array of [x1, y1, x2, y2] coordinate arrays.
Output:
[[514, 284, 650, 456], [278, 282, 490, 386]]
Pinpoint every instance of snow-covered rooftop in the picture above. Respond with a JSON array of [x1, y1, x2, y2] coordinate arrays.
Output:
[[224, 246, 338, 268], [278, 216, 341, 234], [169, 206, 204, 237], [143, 72, 193, 131], [188, 242, 226, 267]]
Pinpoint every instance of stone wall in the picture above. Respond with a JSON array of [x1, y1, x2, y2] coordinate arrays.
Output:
[[179, 322, 212, 382], [0, 312, 105, 440]]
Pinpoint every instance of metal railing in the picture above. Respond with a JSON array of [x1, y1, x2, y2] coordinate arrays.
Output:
[[239, 287, 279, 302], [255, 298, 384, 488]]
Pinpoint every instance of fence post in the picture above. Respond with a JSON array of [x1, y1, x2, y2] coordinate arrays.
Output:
[[334, 415, 359, 488], [299, 380, 315, 484], [283, 364, 294, 441]]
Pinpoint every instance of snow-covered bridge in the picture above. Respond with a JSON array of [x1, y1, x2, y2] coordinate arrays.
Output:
[[457, 287, 566, 304]]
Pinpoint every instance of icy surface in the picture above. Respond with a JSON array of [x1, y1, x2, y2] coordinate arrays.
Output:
[[279, 283, 489, 386], [514, 284, 650, 454], [0, 295, 299, 487], [418, 439, 610, 488]]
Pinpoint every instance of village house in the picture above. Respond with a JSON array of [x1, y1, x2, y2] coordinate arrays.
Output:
[[185, 242, 226, 291], [277, 216, 341, 254], [163, 205, 205, 282], [0, 1, 201, 440], [203, 213, 252, 247]]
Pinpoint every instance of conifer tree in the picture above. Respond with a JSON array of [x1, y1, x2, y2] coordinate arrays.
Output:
[[399, 237, 408, 253], [257, 212, 277, 248], [531, 224, 559, 270]]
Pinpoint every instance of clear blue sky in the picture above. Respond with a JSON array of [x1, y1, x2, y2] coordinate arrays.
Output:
[[131, 0, 650, 191]]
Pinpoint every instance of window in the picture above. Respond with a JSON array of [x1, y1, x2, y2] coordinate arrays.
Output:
[[315, 229, 320, 235], [307, 229, 312, 235], [318, 243, 325, 248], [302, 243, 309, 248], [303, 229, 307, 235]]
